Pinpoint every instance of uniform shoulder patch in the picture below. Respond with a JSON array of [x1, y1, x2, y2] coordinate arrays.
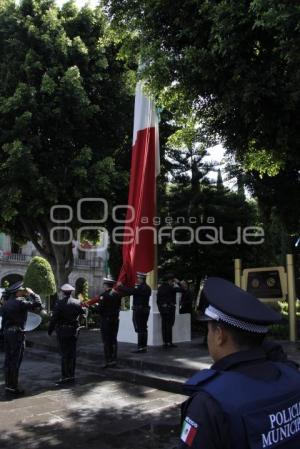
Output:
[[181, 416, 198, 447]]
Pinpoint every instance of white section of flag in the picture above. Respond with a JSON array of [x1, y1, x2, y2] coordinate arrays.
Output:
[[132, 81, 160, 176], [181, 421, 192, 443]]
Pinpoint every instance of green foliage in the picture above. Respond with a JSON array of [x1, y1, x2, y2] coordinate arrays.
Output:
[[105, 0, 300, 237], [105, 0, 300, 170], [82, 279, 89, 302], [278, 300, 300, 318], [155, 119, 262, 285], [0, 0, 134, 285], [244, 146, 284, 177], [23, 256, 56, 296]]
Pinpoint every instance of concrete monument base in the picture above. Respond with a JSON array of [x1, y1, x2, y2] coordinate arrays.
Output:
[[118, 291, 191, 346]]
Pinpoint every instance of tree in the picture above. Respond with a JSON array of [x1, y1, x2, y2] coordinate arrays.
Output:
[[156, 120, 261, 287], [82, 279, 89, 302], [104, 0, 300, 173], [105, 0, 300, 249], [0, 0, 133, 286], [23, 255, 56, 310]]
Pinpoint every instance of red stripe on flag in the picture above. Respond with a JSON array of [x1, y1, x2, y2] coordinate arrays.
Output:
[[186, 425, 197, 446], [118, 126, 156, 287]]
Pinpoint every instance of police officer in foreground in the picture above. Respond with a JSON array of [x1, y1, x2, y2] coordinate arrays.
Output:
[[89, 278, 121, 368], [157, 273, 182, 348], [1, 281, 42, 394], [48, 284, 85, 386], [179, 277, 300, 449], [117, 272, 151, 353]]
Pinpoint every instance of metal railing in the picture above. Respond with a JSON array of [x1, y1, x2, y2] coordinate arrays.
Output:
[[0, 253, 30, 263], [0, 252, 102, 269], [74, 257, 102, 268]]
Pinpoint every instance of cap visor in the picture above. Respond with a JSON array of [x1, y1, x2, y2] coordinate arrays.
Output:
[[195, 312, 214, 322]]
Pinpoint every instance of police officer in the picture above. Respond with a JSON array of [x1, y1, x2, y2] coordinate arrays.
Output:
[[1, 281, 42, 394], [118, 272, 151, 353], [48, 284, 85, 385], [179, 277, 300, 449], [90, 278, 121, 368], [157, 273, 182, 348]]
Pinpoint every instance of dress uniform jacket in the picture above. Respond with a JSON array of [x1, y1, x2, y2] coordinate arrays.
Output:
[[119, 283, 151, 309], [1, 292, 42, 330], [48, 296, 85, 381], [95, 289, 121, 365], [1, 292, 41, 390], [48, 296, 84, 336], [119, 282, 151, 349]]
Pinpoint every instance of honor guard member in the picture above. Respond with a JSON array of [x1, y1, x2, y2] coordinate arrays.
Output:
[[157, 273, 182, 348], [118, 272, 151, 353], [48, 284, 85, 385], [179, 280, 194, 315], [91, 278, 121, 368], [179, 277, 300, 449], [1, 281, 42, 394]]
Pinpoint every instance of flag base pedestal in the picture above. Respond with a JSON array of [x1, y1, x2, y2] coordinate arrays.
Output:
[[118, 291, 191, 346]]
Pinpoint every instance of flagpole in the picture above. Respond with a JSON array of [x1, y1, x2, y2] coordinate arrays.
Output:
[[147, 182, 158, 290]]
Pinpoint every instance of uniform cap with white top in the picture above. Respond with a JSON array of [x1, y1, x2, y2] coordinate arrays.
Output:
[[103, 277, 115, 286], [60, 284, 75, 292]]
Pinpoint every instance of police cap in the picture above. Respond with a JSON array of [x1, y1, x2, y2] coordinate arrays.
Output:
[[5, 281, 24, 294], [103, 277, 115, 286], [61, 283, 75, 292], [201, 277, 281, 334]]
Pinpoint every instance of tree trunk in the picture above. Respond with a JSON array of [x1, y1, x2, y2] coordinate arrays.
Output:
[[23, 218, 74, 291], [55, 261, 69, 289]]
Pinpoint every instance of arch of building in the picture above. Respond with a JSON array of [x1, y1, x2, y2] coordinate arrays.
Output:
[[75, 277, 87, 297], [68, 273, 90, 294], [0, 269, 24, 287]]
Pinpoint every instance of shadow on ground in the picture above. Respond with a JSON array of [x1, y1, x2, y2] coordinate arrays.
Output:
[[0, 401, 180, 449]]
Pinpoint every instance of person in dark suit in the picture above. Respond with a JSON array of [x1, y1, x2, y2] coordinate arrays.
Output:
[[88, 278, 122, 368], [179, 280, 194, 314], [48, 283, 85, 385], [157, 273, 182, 348], [1, 281, 42, 394], [118, 272, 152, 353]]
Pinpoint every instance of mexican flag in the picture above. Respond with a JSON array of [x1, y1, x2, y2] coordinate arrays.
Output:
[[181, 419, 198, 446], [118, 81, 160, 287]]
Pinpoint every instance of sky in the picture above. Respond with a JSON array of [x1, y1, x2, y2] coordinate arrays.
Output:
[[203, 144, 234, 187], [56, 0, 99, 7]]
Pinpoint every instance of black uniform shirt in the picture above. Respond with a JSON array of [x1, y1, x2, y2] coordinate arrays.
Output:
[[48, 296, 85, 335], [157, 282, 182, 309], [180, 289, 194, 314], [119, 283, 151, 308], [179, 344, 299, 449], [1, 293, 42, 330], [96, 289, 121, 319]]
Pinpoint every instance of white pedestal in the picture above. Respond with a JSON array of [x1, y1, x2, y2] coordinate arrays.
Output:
[[118, 291, 191, 346]]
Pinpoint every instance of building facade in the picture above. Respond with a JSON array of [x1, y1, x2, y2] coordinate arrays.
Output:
[[0, 233, 105, 297]]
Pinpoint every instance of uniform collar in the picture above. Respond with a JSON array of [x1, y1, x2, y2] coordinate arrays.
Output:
[[212, 348, 267, 371]]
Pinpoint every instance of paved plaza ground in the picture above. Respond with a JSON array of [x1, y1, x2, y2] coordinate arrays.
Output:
[[0, 351, 185, 449], [1, 330, 300, 449]]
